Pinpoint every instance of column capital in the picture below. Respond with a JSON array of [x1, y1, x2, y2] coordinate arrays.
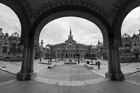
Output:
[[107, 39, 122, 47], [28, 44, 36, 47], [23, 44, 36, 47]]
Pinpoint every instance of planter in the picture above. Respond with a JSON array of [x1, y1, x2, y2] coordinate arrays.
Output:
[[120, 59, 140, 63]]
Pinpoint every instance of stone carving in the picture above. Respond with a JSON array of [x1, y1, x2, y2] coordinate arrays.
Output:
[[20, 0, 123, 20]]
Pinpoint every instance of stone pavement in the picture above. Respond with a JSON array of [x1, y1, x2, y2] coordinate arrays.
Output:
[[0, 70, 15, 83], [0, 59, 59, 74], [38, 65, 103, 81], [0, 77, 140, 93], [36, 64, 106, 86], [88, 59, 140, 76], [0, 59, 140, 92]]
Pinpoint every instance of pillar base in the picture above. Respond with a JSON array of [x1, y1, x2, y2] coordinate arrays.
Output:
[[105, 72, 116, 81], [17, 72, 27, 81], [26, 72, 37, 80], [115, 72, 125, 81]]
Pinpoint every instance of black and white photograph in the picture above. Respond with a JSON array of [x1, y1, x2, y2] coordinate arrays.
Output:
[[0, 0, 140, 93]]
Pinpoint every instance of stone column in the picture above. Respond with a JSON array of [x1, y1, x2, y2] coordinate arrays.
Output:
[[26, 45, 37, 80], [105, 46, 116, 80], [113, 45, 124, 81], [17, 45, 29, 80]]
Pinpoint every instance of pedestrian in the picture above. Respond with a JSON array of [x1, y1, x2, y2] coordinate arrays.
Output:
[[97, 61, 100, 69], [95, 60, 98, 65], [86, 61, 89, 64], [78, 58, 80, 64], [78, 60, 80, 64], [39, 57, 41, 63]]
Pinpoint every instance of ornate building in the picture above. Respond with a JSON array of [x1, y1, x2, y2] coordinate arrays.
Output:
[[119, 33, 131, 56], [34, 40, 44, 59], [46, 28, 91, 58], [92, 41, 107, 59], [9, 32, 23, 55], [131, 30, 140, 47], [93, 30, 140, 59], [0, 28, 9, 54], [0, 28, 23, 55], [119, 30, 140, 57]]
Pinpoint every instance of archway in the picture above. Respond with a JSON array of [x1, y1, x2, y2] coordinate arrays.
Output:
[[30, 7, 114, 80], [112, 0, 140, 81], [119, 5, 140, 82], [0, 1, 31, 81], [15, 3, 126, 81]]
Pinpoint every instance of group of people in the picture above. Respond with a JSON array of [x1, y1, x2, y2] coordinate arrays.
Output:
[[86, 60, 101, 69]]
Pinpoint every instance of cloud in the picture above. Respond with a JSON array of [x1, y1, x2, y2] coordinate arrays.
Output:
[[40, 17, 103, 46], [121, 7, 140, 36], [0, 3, 21, 35]]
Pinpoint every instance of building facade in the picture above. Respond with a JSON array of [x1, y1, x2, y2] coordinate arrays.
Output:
[[118, 30, 140, 58], [46, 28, 91, 58], [92, 41, 107, 59], [0, 28, 23, 55], [0, 28, 9, 54], [34, 40, 44, 59]]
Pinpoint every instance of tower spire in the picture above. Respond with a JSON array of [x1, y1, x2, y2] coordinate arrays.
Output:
[[68, 26, 73, 39], [70, 25, 72, 36]]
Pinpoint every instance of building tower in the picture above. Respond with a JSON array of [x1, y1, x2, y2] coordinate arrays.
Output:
[[68, 26, 73, 40], [41, 40, 43, 47]]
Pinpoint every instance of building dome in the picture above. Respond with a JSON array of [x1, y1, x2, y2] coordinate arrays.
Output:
[[10, 32, 20, 37], [5, 33, 9, 37], [122, 33, 131, 38]]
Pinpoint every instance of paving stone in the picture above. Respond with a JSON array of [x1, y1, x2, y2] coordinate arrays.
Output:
[[85, 78, 108, 85], [58, 80, 85, 86], [34, 77, 58, 85]]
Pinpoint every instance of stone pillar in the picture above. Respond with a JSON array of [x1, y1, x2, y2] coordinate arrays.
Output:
[[17, 45, 29, 80], [105, 46, 116, 80], [26, 45, 37, 80], [113, 45, 124, 81]]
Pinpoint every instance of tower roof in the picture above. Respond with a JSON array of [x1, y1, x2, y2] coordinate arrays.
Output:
[[70, 26, 72, 35], [68, 26, 73, 39]]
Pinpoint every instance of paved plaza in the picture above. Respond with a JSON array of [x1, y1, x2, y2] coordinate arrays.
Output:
[[0, 59, 140, 93]]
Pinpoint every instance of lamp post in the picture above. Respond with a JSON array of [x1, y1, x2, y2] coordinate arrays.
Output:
[[45, 46, 51, 64], [90, 46, 94, 64], [91, 45, 97, 64], [38, 43, 42, 63]]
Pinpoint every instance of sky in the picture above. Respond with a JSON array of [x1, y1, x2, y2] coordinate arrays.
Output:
[[0, 3, 140, 46]]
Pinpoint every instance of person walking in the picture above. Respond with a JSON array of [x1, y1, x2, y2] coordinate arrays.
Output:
[[78, 60, 79, 64], [39, 57, 41, 63], [97, 61, 100, 69], [77, 58, 80, 64]]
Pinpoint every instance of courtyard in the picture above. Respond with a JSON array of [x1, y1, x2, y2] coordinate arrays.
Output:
[[0, 59, 140, 93]]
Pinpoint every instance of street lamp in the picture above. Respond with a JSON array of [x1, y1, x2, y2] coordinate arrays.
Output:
[[45, 46, 52, 64], [91, 45, 97, 64], [90, 46, 94, 64]]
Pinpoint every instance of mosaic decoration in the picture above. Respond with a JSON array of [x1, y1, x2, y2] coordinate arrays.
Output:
[[20, 0, 124, 20]]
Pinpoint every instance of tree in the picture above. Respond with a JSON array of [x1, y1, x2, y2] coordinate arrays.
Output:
[[131, 46, 140, 59]]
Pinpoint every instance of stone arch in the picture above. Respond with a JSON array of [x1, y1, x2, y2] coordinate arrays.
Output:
[[0, 0, 31, 45], [112, 0, 140, 46], [31, 5, 111, 46]]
